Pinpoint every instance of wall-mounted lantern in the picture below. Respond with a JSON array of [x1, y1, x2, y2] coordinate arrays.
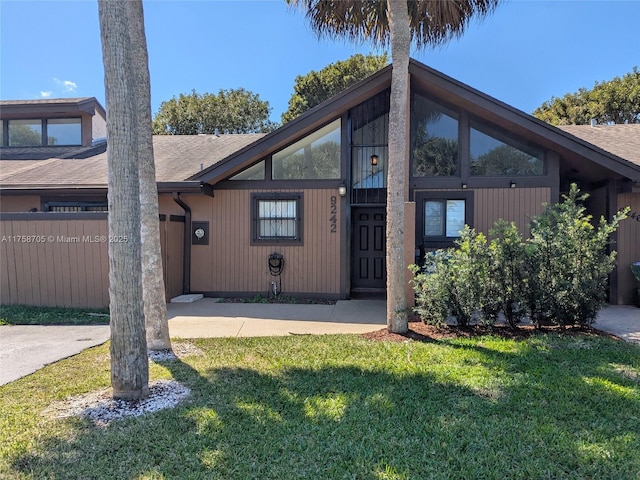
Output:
[[338, 183, 347, 197]]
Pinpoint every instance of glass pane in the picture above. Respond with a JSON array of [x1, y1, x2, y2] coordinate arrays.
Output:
[[412, 95, 459, 176], [445, 200, 465, 237], [424, 201, 444, 236], [257, 199, 297, 239], [351, 146, 387, 189], [470, 123, 544, 176], [8, 119, 42, 146], [0, 120, 3, 146], [229, 160, 265, 180], [47, 118, 81, 145], [272, 119, 340, 179]]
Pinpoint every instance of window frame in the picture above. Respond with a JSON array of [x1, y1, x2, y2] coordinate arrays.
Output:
[[43, 201, 108, 212], [414, 190, 474, 249], [250, 192, 303, 246], [3, 117, 83, 147]]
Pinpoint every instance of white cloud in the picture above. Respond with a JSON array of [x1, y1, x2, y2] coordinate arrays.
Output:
[[53, 77, 77, 92], [40, 91, 53, 98]]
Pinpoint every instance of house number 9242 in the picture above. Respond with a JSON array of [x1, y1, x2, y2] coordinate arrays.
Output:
[[330, 196, 337, 233]]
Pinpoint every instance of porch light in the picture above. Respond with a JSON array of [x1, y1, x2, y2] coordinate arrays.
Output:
[[370, 154, 379, 167], [462, 182, 468, 189], [510, 181, 517, 188], [338, 183, 347, 197]]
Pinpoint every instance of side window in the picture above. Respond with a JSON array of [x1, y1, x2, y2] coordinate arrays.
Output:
[[251, 193, 303, 245], [415, 191, 473, 248], [425, 199, 465, 238]]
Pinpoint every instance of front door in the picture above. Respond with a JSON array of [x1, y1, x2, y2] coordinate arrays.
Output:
[[352, 207, 386, 292]]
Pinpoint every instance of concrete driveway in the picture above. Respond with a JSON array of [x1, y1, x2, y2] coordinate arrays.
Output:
[[0, 325, 110, 385]]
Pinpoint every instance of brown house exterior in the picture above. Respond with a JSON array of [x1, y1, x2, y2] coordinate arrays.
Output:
[[1, 60, 639, 308]]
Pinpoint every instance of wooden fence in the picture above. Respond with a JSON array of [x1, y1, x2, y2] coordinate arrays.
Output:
[[0, 213, 183, 308]]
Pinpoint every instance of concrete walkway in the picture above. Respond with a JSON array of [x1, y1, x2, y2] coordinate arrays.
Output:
[[166, 299, 386, 338], [1, 300, 638, 386], [594, 305, 640, 344]]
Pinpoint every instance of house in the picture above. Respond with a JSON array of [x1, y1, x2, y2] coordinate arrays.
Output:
[[1, 59, 639, 308]]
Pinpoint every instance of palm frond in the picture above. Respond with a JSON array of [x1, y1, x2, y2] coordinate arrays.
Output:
[[287, 0, 500, 49]]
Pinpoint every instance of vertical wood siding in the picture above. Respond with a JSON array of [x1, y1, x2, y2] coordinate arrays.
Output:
[[0, 217, 109, 307], [473, 187, 550, 238], [187, 189, 342, 296], [616, 193, 640, 305], [1, 215, 184, 307]]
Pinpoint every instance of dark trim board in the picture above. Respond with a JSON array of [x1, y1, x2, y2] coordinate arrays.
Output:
[[0, 212, 108, 221]]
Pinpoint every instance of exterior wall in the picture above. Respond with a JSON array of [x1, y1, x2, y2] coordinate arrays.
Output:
[[159, 215, 185, 300], [0, 195, 41, 212], [185, 188, 342, 297], [0, 215, 110, 308], [616, 192, 640, 305], [0, 213, 184, 307], [91, 110, 107, 144], [473, 187, 550, 238]]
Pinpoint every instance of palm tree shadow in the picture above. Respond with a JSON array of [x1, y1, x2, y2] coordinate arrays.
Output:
[[9, 337, 640, 479]]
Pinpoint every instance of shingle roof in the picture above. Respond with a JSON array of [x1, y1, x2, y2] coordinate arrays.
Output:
[[0, 97, 95, 107], [556, 124, 640, 167], [0, 134, 264, 188], [0, 143, 106, 161]]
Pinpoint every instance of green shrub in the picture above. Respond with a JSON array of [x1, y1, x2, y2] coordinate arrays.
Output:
[[488, 220, 529, 329], [527, 184, 628, 327], [410, 184, 626, 329], [409, 251, 450, 328], [446, 226, 491, 327]]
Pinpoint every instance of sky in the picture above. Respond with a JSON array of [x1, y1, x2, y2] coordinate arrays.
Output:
[[1, 0, 639, 123]]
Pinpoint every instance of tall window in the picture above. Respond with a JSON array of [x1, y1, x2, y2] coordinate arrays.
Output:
[[470, 121, 544, 176], [251, 193, 303, 244], [272, 120, 340, 180], [412, 95, 459, 176], [350, 90, 389, 204]]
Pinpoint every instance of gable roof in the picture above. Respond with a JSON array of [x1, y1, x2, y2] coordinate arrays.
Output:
[[556, 124, 640, 168], [192, 58, 640, 186]]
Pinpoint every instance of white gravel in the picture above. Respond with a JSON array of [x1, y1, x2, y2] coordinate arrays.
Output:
[[42, 342, 202, 427]]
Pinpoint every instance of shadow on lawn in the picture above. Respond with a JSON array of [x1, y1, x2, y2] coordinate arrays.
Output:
[[10, 336, 640, 480]]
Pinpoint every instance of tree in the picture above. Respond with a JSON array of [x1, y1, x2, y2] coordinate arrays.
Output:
[[98, 0, 148, 400], [533, 67, 640, 125], [152, 88, 278, 134], [128, 1, 172, 352], [288, 0, 500, 333], [282, 53, 389, 123]]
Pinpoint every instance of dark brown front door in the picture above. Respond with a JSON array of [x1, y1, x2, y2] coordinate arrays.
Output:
[[352, 207, 386, 291]]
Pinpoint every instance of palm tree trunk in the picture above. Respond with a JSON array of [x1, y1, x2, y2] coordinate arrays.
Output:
[[127, 0, 172, 352], [386, 0, 410, 333], [98, 0, 149, 400]]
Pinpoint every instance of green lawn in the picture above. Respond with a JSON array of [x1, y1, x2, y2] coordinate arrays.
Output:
[[0, 305, 109, 325], [1, 333, 639, 479]]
